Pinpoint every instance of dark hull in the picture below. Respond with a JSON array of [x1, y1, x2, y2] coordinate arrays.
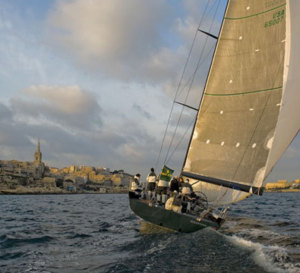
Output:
[[129, 191, 221, 233]]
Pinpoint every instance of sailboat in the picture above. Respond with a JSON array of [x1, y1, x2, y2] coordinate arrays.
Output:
[[129, 0, 300, 233]]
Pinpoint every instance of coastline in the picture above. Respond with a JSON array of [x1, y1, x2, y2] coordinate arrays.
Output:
[[1, 187, 299, 195], [0, 186, 129, 195], [264, 188, 300, 193]]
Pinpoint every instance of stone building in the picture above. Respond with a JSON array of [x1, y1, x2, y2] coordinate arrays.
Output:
[[291, 179, 300, 188], [111, 173, 132, 187], [0, 141, 133, 193], [265, 179, 291, 189]]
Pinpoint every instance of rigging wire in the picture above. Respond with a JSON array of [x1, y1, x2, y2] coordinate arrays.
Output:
[[154, 0, 212, 171], [163, 45, 216, 162], [176, 44, 215, 103], [165, 115, 196, 165], [175, 4, 222, 102], [163, 0, 222, 166]]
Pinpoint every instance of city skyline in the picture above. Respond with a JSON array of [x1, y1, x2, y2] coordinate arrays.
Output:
[[0, 0, 299, 181]]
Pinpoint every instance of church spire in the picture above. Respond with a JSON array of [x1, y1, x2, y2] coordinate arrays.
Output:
[[34, 140, 42, 164]]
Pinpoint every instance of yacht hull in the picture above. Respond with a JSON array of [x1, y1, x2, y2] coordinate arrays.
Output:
[[129, 191, 221, 233]]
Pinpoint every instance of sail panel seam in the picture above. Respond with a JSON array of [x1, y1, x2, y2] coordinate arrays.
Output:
[[225, 3, 286, 20], [205, 86, 282, 96]]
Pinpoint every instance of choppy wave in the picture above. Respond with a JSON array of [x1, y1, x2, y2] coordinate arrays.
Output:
[[220, 193, 300, 273], [0, 193, 299, 273], [1, 234, 54, 248], [226, 234, 299, 273]]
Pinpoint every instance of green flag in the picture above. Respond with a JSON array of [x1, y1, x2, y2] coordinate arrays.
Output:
[[160, 165, 174, 182]]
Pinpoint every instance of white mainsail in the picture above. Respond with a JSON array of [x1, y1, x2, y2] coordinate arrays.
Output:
[[182, 0, 299, 205]]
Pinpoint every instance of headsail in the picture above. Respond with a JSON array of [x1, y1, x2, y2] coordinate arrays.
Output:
[[264, 0, 300, 178], [182, 0, 299, 205]]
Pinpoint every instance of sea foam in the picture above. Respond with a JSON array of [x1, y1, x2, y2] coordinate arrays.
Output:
[[226, 234, 299, 273]]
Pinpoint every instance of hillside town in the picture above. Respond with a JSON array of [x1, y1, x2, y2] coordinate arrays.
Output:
[[0, 141, 133, 194], [0, 141, 299, 194], [265, 179, 300, 192]]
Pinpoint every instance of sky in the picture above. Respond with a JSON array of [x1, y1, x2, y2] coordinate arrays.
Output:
[[0, 0, 299, 182]]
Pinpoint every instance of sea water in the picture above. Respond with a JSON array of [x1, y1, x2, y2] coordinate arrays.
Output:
[[0, 193, 299, 273]]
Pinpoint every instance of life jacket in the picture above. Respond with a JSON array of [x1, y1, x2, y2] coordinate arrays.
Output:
[[181, 182, 193, 195], [182, 186, 191, 195], [131, 176, 140, 190], [157, 179, 168, 187], [146, 171, 156, 183]]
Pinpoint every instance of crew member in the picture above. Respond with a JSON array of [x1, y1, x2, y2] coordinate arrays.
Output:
[[131, 173, 142, 193], [181, 179, 195, 213], [178, 177, 185, 192], [157, 178, 169, 204], [146, 168, 157, 199], [170, 176, 179, 194], [181, 178, 193, 194]]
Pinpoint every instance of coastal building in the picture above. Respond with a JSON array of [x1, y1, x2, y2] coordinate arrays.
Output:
[[291, 179, 300, 188], [265, 179, 292, 190], [88, 171, 107, 183], [111, 173, 131, 187], [0, 141, 133, 193], [49, 167, 59, 173], [96, 167, 110, 175], [0, 141, 45, 182]]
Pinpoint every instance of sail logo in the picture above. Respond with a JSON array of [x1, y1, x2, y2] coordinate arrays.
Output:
[[264, 9, 285, 28]]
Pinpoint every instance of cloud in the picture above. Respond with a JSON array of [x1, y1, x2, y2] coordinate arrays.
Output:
[[47, 0, 183, 83], [0, 85, 161, 175], [10, 85, 102, 131], [132, 103, 151, 120], [46, 0, 225, 92], [0, 102, 33, 159], [0, 103, 13, 122]]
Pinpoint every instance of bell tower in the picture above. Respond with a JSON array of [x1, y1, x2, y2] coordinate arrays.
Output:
[[34, 140, 42, 164]]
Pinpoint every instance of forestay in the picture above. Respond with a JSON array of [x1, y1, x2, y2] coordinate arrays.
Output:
[[182, 0, 299, 205]]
